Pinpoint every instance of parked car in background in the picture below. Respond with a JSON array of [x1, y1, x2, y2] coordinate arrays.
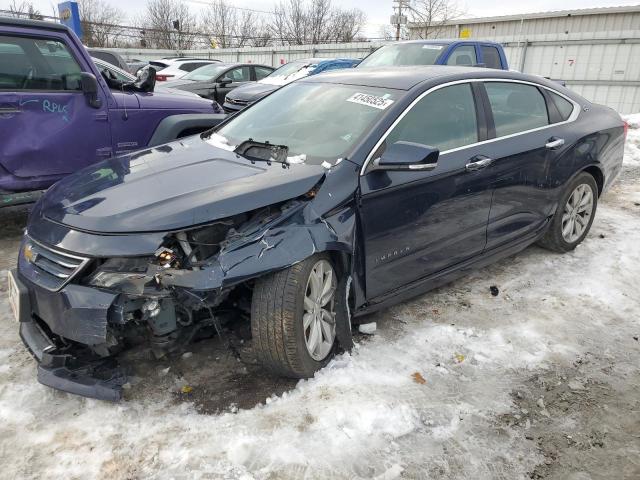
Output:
[[357, 39, 509, 70], [0, 18, 225, 207], [87, 47, 131, 72], [9, 66, 625, 401], [151, 58, 221, 82], [126, 58, 149, 75], [166, 62, 275, 104], [223, 57, 360, 113], [92, 57, 213, 101]]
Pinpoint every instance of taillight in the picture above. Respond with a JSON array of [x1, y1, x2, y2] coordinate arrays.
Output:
[[623, 120, 629, 140], [156, 74, 174, 82]]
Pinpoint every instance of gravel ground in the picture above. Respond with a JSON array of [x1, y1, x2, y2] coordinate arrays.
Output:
[[0, 122, 638, 479]]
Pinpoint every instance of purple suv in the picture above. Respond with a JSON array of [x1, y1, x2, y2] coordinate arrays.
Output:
[[0, 18, 226, 207]]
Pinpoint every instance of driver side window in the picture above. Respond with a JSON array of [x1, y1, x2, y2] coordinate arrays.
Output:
[[222, 66, 251, 83], [0, 35, 82, 91], [385, 83, 479, 153]]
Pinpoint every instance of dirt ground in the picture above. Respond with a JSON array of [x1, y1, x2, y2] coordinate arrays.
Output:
[[0, 136, 639, 478]]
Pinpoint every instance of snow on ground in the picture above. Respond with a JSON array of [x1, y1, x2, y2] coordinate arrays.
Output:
[[0, 122, 639, 479]]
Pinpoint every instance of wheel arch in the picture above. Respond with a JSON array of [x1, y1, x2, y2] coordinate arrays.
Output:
[[582, 165, 605, 197]]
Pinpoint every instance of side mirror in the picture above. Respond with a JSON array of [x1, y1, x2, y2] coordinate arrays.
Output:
[[218, 77, 232, 87], [80, 72, 101, 108], [372, 141, 439, 172], [134, 66, 156, 92]]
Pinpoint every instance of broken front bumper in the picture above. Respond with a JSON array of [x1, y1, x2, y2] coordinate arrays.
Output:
[[12, 269, 126, 401]]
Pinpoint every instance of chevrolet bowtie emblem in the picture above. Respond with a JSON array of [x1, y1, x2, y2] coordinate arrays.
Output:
[[23, 244, 37, 263]]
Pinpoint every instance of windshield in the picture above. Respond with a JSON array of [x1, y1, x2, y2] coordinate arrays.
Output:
[[209, 83, 401, 165], [259, 61, 316, 86], [94, 59, 135, 83], [183, 64, 230, 82], [359, 43, 446, 67]]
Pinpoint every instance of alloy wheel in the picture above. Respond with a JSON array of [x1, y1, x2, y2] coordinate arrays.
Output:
[[561, 183, 594, 243], [303, 259, 336, 361]]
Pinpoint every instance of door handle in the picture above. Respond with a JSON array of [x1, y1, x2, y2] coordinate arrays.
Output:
[[545, 137, 565, 149], [0, 107, 21, 114], [465, 156, 493, 171]]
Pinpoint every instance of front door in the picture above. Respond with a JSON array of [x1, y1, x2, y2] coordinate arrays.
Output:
[[215, 66, 251, 103], [0, 32, 111, 191], [359, 82, 494, 299]]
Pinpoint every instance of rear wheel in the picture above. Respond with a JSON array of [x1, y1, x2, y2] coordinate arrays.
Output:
[[251, 254, 338, 378], [538, 172, 598, 253]]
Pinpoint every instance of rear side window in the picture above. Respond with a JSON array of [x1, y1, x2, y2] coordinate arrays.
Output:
[[179, 62, 209, 72], [549, 91, 575, 121], [485, 82, 549, 137], [223, 66, 251, 82], [255, 66, 273, 80], [446, 45, 476, 66], [0, 35, 82, 91], [386, 83, 478, 152], [90, 51, 117, 66], [481, 46, 502, 69]]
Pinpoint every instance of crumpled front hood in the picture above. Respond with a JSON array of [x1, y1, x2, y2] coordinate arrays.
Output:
[[40, 136, 325, 233], [228, 82, 279, 102]]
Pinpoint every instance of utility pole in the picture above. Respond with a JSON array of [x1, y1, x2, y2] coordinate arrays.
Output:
[[391, 0, 408, 41]]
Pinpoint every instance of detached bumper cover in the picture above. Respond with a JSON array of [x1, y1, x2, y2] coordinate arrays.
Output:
[[14, 269, 127, 401]]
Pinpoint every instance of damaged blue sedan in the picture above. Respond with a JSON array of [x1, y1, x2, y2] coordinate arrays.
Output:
[[8, 66, 625, 401]]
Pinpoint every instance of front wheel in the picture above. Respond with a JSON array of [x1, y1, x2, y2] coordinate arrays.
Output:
[[251, 254, 339, 378], [538, 172, 598, 253]]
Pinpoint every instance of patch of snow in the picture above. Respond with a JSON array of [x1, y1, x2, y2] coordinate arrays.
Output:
[[206, 133, 236, 151], [623, 113, 640, 166], [286, 153, 306, 164], [0, 116, 639, 479], [358, 322, 377, 335]]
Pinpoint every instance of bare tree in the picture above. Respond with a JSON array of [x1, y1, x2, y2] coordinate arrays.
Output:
[[7, 0, 43, 19], [250, 17, 272, 47], [271, 0, 366, 45], [307, 0, 332, 43], [200, 0, 258, 48], [408, 0, 463, 39], [201, 0, 235, 48], [329, 8, 366, 43], [272, 0, 307, 45], [140, 0, 197, 50], [78, 0, 125, 47]]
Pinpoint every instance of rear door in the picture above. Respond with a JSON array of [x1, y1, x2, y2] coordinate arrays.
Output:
[[0, 32, 111, 190], [480, 80, 578, 250], [359, 82, 494, 299]]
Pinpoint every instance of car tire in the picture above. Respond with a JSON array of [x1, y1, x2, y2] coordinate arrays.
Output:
[[251, 253, 339, 378], [538, 172, 598, 253]]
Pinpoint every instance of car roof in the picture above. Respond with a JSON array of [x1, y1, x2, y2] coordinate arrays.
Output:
[[300, 65, 547, 90], [0, 17, 68, 32], [391, 39, 502, 46]]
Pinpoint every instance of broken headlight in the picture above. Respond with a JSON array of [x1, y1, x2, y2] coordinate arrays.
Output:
[[87, 257, 153, 293]]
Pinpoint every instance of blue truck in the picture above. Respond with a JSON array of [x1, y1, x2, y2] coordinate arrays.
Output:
[[358, 39, 509, 70]]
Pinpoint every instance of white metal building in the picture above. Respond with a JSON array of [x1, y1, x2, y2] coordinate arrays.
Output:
[[408, 6, 640, 113]]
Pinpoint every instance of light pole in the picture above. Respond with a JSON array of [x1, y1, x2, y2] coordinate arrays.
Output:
[[391, 0, 409, 41]]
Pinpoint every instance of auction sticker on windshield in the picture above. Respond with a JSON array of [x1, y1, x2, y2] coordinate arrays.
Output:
[[347, 92, 394, 110]]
